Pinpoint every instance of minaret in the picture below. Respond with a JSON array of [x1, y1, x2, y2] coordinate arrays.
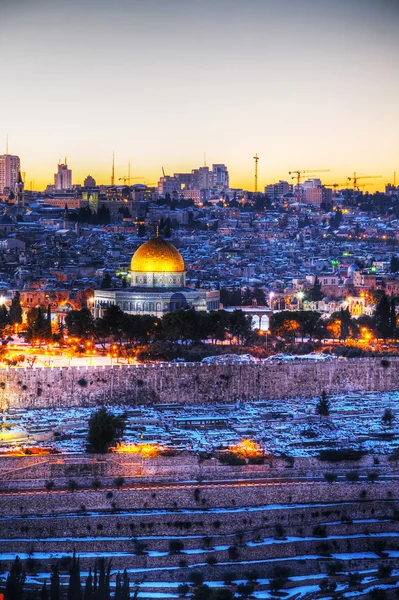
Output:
[[15, 170, 24, 215]]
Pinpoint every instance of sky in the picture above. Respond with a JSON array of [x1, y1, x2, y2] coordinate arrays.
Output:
[[1, 0, 398, 192]]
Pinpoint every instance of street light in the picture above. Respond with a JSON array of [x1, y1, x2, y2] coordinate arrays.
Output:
[[269, 291, 274, 309], [297, 291, 304, 310]]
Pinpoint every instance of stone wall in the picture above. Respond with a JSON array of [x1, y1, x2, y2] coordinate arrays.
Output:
[[0, 357, 398, 409]]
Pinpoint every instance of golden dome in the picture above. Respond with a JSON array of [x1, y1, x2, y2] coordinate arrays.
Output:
[[130, 238, 185, 273]]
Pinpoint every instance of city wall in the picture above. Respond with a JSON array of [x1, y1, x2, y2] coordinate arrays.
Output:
[[0, 358, 398, 410]]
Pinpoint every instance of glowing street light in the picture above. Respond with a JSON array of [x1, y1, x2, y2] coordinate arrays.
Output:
[[269, 291, 274, 309], [297, 291, 305, 310]]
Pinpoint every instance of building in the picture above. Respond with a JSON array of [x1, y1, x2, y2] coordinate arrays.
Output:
[[265, 181, 291, 199], [54, 161, 72, 190], [305, 185, 333, 206], [0, 153, 20, 194], [212, 164, 229, 188], [158, 176, 181, 196], [84, 175, 96, 188], [93, 237, 220, 317]]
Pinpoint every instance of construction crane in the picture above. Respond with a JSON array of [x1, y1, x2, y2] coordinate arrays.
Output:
[[347, 172, 381, 200], [111, 152, 115, 186], [324, 183, 349, 200], [162, 167, 166, 178], [288, 169, 330, 201], [253, 154, 259, 193]]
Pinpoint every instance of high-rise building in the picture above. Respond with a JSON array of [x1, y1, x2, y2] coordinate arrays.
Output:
[[212, 164, 229, 188], [305, 185, 332, 206], [54, 161, 72, 190], [158, 175, 181, 196], [0, 153, 20, 194], [265, 180, 291, 199], [84, 175, 96, 188]]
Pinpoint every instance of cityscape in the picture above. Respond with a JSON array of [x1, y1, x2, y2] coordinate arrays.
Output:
[[1, 0, 399, 599]]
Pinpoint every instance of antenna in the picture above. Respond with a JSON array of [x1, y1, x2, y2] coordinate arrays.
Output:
[[253, 154, 259, 193], [111, 151, 115, 186]]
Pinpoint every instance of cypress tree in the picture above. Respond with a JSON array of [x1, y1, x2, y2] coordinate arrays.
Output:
[[84, 568, 94, 600], [5, 556, 26, 600], [375, 294, 391, 340], [390, 297, 397, 338], [0, 303, 9, 329], [41, 581, 49, 600], [50, 562, 60, 600], [114, 572, 122, 600], [121, 569, 130, 600], [9, 291, 23, 325], [68, 550, 82, 600]]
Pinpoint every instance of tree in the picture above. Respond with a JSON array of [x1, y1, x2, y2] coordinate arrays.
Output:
[[100, 274, 112, 289], [0, 303, 9, 331], [87, 407, 126, 453], [9, 291, 23, 325], [382, 408, 395, 428], [5, 556, 26, 600], [390, 255, 399, 273], [41, 582, 49, 600], [308, 276, 323, 302], [316, 391, 330, 418], [65, 309, 95, 341], [50, 562, 60, 600], [115, 569, 129, 600], [375, 294, 391, 340], [83, 569, 93, 600], [67, 550, 82, 600]]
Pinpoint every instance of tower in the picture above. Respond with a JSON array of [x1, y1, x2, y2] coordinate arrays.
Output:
[[15, 170, 24, 214]]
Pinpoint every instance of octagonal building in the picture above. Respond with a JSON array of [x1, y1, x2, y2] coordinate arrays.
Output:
[[93, 238, 220, 317]]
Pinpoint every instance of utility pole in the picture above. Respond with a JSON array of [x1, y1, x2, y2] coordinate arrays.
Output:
[[253, 154, 259, 193]]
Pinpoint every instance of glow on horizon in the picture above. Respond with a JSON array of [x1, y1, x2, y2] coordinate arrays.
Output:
[[1, 0, 398, 193]]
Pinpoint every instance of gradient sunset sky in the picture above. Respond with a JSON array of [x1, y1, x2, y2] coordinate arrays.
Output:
[[1, 0, 398, 191]]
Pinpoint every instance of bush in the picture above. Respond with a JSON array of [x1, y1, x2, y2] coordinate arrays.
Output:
[[178, 584, 190, 596], [269, 566, 291, 593], [67, 479, 79, 492], [348, 572, 362, 586], [236, 583, 254, 598], [87, 407, 126, 453], [370, 588, 388, 600], [274, 523, 285, 538], [227, 545, 239, 560], [326, 560, 344, 576], [223, 571, 237, 586], [345, 470, 360, 482], [169, 539, 184, 554], [367, 472, 379, 483], [245, 569, 259, 582], [77, 377, 88, 387], [377, 563, 392, 579], [206, 556, 218, 565], [113, 477, 125, 488], [218, 452, 246, 466], [92, 478, 102, 489], [312, 525, 327, 538], [45, 479, 55, 491], [319, 449, 364, 462], [323, 472, 338, 483], [189, 571, 204, 587]]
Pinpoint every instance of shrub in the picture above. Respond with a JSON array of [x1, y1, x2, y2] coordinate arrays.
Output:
[[245, 569, 259, 582], [218, 452, 246, 466], [206, 556, 218, 565], [77, 377, 88, 387], [223, 571, 237, 586], [269, 566, 291, 593], [236, 583, 254, 598], [113, 477, 125, 488], [274, 523, 285, 538], [326, 560, 344, 576], [345, 470, 360, 482], [67, 479, 78, 492], [319, 578, 329, 591], [178, 584, 190, 596], [370, 588, 388, 600], [377, 563, 392, 579], [323, 472, 338, 483], [319, 449, 364, 462], [312, 525, 327, 538], [367, 472, 379, 483], [348, 572, 362, 586], [169, 539, 184, 554], [106, 491, 113, 499], [189, 571, 204, 587], [45, 480, 55, 491], [227, 545, 239, 560]]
